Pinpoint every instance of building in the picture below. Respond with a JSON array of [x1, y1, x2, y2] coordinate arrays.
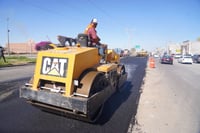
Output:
[[180, 40, 200, 55], [5, 40, 37, 54], [190, 41, 200, 54], [161, 40, 200, 55], [168, 43, 181, 54]]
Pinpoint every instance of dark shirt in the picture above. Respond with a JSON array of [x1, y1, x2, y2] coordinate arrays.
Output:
[[87, 26, 100, 45]]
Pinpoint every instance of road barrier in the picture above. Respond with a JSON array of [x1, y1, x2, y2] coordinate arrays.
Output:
[[149, 57, 155, 68]]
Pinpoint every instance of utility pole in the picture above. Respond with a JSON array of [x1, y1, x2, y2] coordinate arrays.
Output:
[[125, 28, 134, 50], [7, 17, 10, 56]]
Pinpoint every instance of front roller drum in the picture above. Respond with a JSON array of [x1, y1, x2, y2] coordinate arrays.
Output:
[[76, 71, 110, 122]]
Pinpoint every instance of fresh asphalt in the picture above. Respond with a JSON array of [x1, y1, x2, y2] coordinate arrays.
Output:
[[0, 56, 148, 133]]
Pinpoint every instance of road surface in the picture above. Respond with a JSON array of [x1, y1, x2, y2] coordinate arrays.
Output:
[[132, 58, 200, 133], [0, 56, 147, 133]]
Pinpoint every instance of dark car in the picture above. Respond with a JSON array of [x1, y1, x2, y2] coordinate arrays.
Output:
[[160, 55, 173, 65], [192, 54, 200, 63]]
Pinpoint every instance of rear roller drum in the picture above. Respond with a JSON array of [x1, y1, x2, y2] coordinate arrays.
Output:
[[87, 73, 108, 122]]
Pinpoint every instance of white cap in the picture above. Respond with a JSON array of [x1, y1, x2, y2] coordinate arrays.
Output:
[[91, 18, 98, 23]]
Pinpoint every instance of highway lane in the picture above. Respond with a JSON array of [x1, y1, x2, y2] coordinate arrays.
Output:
[[163, 59, 200, 133], [0, 56, 147, 133]]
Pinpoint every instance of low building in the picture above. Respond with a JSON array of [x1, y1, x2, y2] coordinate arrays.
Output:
[[154, 40, 200, 56], [189, 41, 200, 54], [180, 40, 200, 55], [5, 40, 37, 54], [168, 43, 181, 55]]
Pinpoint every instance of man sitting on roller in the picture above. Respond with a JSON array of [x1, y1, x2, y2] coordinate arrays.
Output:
[[84, 18, 107, 59]]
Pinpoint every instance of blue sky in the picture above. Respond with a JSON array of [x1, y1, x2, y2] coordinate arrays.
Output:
[[0, 0, 200, 51]]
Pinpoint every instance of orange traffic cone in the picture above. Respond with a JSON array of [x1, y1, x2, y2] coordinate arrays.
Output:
[[149, 57, 155, 68]]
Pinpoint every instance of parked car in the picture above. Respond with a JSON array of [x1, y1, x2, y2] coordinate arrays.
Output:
[[192, 54, 200, 63], [178, 55, 193, 64], [160, 55, 173, 65]]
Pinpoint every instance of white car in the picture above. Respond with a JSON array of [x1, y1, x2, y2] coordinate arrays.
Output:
[[178, 55, 193, 64], [174, 54, 182, 58], [154, 54, 159, 58]]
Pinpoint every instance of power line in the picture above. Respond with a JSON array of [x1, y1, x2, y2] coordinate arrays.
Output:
[[21, 0, 65, 17], [87, 0, 112, 18], [86, 0, 126, 27]]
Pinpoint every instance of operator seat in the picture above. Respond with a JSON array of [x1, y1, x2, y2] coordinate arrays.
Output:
[[77, 33, 91, 47], [57, 35, 77, 47]]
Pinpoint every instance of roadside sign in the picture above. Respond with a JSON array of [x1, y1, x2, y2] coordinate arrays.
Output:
[[135, 45, 140, 49]]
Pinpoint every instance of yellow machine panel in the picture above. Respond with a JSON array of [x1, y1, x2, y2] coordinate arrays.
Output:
[[32, 47, 100, 96]]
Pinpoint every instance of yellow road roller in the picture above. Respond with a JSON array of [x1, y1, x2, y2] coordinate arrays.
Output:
[[20, 34, 127, 122]]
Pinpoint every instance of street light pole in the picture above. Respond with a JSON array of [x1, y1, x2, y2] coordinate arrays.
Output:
[[7, 17, 10, 56]]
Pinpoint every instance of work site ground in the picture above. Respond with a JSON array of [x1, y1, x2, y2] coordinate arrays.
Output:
[[129, 63, 174, 133], [129, 58, 199, 133]]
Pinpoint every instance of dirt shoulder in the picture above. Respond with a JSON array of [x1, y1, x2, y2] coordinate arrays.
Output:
[[131, 60, 198, 133], [131, 64, 177, 133]]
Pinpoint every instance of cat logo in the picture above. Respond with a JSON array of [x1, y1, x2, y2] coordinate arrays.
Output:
[[41, 57, 68, 77]]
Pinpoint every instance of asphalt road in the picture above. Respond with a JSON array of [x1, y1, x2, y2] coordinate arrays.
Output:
[[133, 58, 200, 133], [0, 64, 35, 83], [0, 56, 147, 133]]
